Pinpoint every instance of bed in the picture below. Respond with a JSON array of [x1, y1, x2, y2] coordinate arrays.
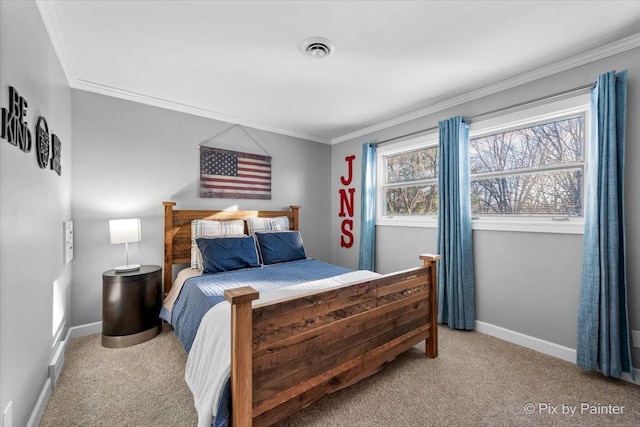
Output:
[[162, 201, 439, 426]]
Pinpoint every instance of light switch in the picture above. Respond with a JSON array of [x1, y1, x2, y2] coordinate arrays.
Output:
[[64, 221, 73, 264]]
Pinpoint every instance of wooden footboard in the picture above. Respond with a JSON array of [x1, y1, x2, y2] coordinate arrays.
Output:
[[225, 254, 439, 426]]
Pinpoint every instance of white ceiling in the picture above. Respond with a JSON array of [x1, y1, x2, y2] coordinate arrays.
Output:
[[37, 1, 640, 144]]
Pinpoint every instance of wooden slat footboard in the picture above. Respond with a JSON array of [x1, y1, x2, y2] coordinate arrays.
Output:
[[225, 254, 439, 426]]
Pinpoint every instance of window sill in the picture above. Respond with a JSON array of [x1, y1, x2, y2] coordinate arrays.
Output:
[[376, 217, 437, 228], [376, 216, 584, 234], [471, 217, 584, 234]]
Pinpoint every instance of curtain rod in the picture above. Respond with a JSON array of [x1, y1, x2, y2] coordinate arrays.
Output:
[[373, 82, 595, 147]]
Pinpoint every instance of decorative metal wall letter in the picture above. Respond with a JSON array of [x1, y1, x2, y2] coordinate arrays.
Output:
[[36, 116, 50, 168], [1, 86, 62, 176], [1, 86, 32, 152], [339, 155, 356, 248], [50, 134, 61, 176]]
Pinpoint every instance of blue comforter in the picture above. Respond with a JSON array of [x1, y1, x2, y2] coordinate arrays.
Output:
[[166, 258, 352, 353], [163, 259, 352, 427]]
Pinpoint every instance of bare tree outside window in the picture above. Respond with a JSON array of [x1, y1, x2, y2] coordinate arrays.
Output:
[[470, 116, 584, 216], [383, 146, 438, 215], [380, 115, 585, 218]]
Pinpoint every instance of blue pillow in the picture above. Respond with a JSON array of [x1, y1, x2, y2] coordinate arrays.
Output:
[[196, 236, 260, 274], [255, 231, 306, 265]]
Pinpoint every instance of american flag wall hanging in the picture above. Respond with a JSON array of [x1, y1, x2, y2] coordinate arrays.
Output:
[[200, 147, 272, 199]]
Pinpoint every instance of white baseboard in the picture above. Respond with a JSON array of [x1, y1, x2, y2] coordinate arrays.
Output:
[[52, 321, 66, 349], [475, 320, 639, 386], [27, 321, 103, 427], [475, 320, 577, 363], [68, 321, 102, 339], [27, 317, 636, 426], [26, 378, 51, 427], [49, 340, 65, 390]]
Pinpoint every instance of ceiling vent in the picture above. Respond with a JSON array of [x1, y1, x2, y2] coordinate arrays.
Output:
[[301, 37, 334, 58]]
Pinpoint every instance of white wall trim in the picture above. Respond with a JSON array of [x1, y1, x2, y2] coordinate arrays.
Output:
[[68, 321, 102, 339], [331, 33, 640, 144], [26, 378, 51, 427], [475, 320, 640, 386], [35, 0, 78, 84], [35, 0, 330, 145], [71, 79, 331, 144], [35, 0, 640, 146], [52, 320, 66, 348], [475, 320, 577, 363], [27, 322, 103, 427], [27, 318, 637, 425]]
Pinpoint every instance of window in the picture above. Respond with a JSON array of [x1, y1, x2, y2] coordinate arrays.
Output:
[[382, 145, 438, 216], [377, 136, 439, 227], [470, 115, 585, 216], [376, 93, 589, 233]]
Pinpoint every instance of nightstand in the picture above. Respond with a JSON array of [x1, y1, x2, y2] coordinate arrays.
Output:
[[102, 265, 162, 348]]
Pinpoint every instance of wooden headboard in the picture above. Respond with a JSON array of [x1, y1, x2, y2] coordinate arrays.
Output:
[[162, 201, 300, 293]]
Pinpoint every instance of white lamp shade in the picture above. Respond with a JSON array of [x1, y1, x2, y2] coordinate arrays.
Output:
[[109, 219, 141, 244]]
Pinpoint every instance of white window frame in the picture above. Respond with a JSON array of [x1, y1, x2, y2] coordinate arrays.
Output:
[[376, 92, 590, 234], [376, 133, 439, 228]]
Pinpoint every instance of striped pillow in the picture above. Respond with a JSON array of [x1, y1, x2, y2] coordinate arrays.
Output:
[[246, 216, 290, 234], [191, 219, 245, 269]]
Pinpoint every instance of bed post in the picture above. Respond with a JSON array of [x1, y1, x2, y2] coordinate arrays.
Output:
[[225, 286, 260, 427], [420, 253, 440, 358], [289, 205, 300, 231], [163, 201, 177, 294]]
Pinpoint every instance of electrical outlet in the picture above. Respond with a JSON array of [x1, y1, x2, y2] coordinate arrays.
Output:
[[2, 401, 12, 427], [632, 330, 640, 349]]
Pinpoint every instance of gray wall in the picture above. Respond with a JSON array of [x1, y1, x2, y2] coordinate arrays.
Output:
[[331, 47, 640, 369], [71, 90, 332, 326], [0, 1, 73, 426], [1, 6, 637, 426]]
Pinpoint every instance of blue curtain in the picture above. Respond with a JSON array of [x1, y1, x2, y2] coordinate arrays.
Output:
[[359, 142, 376, 271], [437, 116, 475, 330], [577, 70, 634, 380]]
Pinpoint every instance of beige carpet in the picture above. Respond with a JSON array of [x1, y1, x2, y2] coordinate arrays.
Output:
[[40, 325, 640, 426]]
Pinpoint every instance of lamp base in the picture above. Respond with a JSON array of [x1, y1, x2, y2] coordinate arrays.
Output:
[[114, 264, 141, 273]]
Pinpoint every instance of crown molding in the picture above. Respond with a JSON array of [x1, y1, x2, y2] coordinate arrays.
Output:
[[70, 78, 330, 144], [35, 1, 330, 145], [36, 0, 638, 147], [330, 32, 640, 145], [36, 0, 78, 84]]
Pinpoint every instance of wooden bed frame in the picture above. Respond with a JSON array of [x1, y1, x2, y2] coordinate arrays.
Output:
[[163, 201, 300, 293], [163, 201, 439, 426]]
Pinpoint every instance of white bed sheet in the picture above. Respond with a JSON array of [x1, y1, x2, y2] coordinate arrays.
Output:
[[162, 267, 202, 314], [185, 269, 381, 427]]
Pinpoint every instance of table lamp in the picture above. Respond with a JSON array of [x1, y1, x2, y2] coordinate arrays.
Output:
[[109, 218, 141, 272]]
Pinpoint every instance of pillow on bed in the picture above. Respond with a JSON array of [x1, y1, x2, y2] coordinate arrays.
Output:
[[191, 219, 245, 269], [246, 216, 289, 234], [254, 231, 306, 265], [196, 236, 260, 274]]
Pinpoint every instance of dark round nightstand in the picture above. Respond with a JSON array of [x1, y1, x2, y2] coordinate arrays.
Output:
[[102, 265, 162, 348]]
